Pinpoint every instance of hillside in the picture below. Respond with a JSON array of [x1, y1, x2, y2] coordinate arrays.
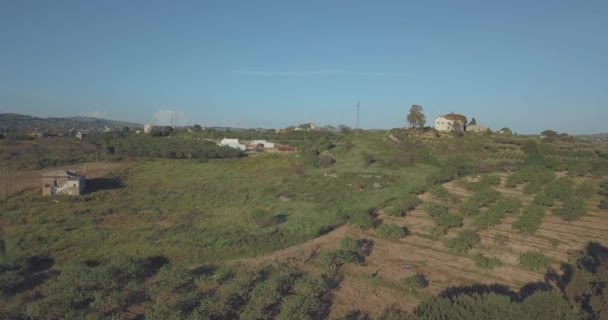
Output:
[[0, 113, 142, 133], [1, 130, 608, 319]]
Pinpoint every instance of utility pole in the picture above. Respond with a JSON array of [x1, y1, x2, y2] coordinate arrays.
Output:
[[356, 101, 360, 132]]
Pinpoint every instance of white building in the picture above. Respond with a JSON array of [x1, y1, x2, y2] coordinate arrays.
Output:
[[434, 114, 467, 132], [251, 140, 275, 149], [144, 124, 153, 134], [220, 138, 246, 151]]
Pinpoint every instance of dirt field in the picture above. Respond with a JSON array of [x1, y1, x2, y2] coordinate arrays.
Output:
[[0, 162, 130, 198], [241, 173, 608, 318]]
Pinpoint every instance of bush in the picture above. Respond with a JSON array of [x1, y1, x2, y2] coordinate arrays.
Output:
[[470, 189, 502, 208], [387, 195, 421, 217], [400, 274, 428, 293], [474, 254, 503, 270], [433, 213, 463, 228], [279, 277, 328, 320], [601, 200, 608, 210], [505, 175, 522, 188], [376, 223, 407, 240], [148, 265, 194, 299], [347, 209, 376, 230], [553, 197, 587, 221], [430, 185, 454, 203], [423, 202, 448, 217], [575, 182, 594, 198], [0, 257, 26, 296], [318, 151, 336, 168], [512, 205, 545, 235], [523, 182, 543, 195], [519, 251, 551, 272], [319, 237, 366, 269], [446, 230, 480, 253], [459, 199, 480, 216], [479, 174, 501, 186], [534, 192, 555, 207], [546, 177, 575, 201]]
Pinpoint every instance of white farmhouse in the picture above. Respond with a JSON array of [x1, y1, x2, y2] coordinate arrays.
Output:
[[220, 138, 246, 151], [434, 113, 468, 132]]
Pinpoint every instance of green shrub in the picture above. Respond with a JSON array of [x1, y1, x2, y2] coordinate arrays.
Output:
[[575, 182, 594, 198], [480, 174, 501, 186], [400, 274, 427, 293], [376, 223, 407, 240], [459, 199, 480, 216], [519, 251, 551, 272], [470, 189, 502, 208], [347, 209, 376, 230], [546, 177, 575, 201], [430, 185, 457, 203], [567, 161, 592, 176], [553, 197, 587, 221], [0, 257, 26, 296], [319, 237, 365, 269], [430, 226, 448, 239], [148, 265, 194, 299], [423, 202, 448, 217], [433, 213, 464, 228], [505, 175, 522, 188], [474, 254, 503, 270], [387, 195, 421, 217], [279, 277, 328, 320], [523, 182, 543, 195], [446, 230, 480, 253], [474, 198, 520, 230], [534, 192, 555, 207], [512, 205, 545, 235]]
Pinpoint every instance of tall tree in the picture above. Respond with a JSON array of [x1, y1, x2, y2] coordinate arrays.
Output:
[[406, 105, 426, 129]]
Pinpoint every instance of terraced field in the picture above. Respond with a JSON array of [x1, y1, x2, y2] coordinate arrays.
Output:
[[244, 173, 608, 318]]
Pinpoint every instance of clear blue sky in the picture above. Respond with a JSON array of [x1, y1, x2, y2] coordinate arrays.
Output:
[[1, 1, 607, 134]]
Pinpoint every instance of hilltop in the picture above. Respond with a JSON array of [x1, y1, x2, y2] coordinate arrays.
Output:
[[0, 113, 142, 133]]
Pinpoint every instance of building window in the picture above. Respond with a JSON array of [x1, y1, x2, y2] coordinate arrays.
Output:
[[53, 180, 58, 187]]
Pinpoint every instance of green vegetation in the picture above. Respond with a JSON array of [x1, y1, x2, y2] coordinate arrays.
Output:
[[553, 197, 587, 221], [2, 127, 608, 318], [319, 237, 367, 270], [475, 198, 521, 230], [400, 274, 428, 293], [474, 254, 503, 270], [446, 230, 480, 253], [534, 192, 555, 207], [519, 251, 551, 272], [376, 223, 407, 240], [512, 205, 545, 234], [423, 202, 463, 229], [386, 194, 421, 217]]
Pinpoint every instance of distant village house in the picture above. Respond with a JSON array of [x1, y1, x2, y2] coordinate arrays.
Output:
[[41, 170, 86, 196], [76, 130, 89, 140], [434, 113, 468, 132], [144, 124, 154, 134]]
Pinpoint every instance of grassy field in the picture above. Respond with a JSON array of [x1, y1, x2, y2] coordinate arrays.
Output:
[[2, 130, 608, 319], [1, 133, 436, 267]]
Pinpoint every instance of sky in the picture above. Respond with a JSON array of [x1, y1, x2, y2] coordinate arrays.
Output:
[[0, 1, 607, 134]]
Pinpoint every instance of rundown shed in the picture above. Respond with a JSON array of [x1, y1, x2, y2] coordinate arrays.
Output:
[[41, 170, 86, 196]]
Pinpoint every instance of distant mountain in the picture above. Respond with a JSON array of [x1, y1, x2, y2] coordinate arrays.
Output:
[[0, 113, 142, 133]]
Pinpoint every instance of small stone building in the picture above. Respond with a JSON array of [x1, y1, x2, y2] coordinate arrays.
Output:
[[41, 170, 86, 196]]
